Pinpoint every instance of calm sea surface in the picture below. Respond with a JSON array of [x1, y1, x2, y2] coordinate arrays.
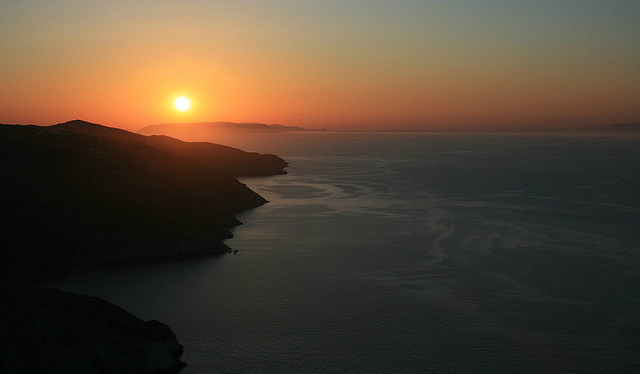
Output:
[[51, 132, 640, 373]]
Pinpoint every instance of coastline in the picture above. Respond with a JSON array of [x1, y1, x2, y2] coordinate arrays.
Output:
[[1, 283, 186, 374], [1, 200, 267, 374], [0, 121, 288, 373]]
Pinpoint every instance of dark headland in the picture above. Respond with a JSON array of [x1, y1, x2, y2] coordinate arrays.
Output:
[[0, 120, 288, 373]]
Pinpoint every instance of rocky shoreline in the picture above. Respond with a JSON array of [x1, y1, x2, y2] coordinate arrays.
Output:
[[1, 284, 186, 374], [0, 120, 288, 373]]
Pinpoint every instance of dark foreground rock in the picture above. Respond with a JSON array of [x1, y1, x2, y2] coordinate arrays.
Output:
[[0, 122, 278, 279], [0, 284, 185, 374], [0, 120, 289, 373]]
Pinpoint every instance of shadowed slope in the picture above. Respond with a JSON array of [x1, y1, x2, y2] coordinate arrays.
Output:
[[51, 120, 288, 176], [0, 121, 292, 373], [0, 285, 185, 374], [0, 123, 268, 279]]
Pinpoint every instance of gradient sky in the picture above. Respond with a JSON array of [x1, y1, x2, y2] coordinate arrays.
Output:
[[1, 0, 639, 131]]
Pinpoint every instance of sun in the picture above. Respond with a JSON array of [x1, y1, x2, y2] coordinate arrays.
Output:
[[174, 96, 191, 111]]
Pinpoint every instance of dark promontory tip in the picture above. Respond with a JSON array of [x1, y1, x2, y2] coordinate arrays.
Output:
[[0, 285, 185, 374]]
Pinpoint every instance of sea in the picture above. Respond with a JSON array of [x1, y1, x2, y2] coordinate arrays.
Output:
[[50, 132, 640, 373]]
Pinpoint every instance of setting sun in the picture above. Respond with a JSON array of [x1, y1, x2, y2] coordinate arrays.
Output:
[[174, 96, 191, 111]]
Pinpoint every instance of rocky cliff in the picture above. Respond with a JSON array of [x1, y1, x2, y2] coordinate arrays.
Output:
[[0, 121, 289, 373], [1, 284, 185, 374], [1, 122, 286, 279]]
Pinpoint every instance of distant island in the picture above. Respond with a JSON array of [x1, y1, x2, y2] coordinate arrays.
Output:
[[0, 120, 288, 373], [138, 120, 640, 136], [139, 121, 327, 139]]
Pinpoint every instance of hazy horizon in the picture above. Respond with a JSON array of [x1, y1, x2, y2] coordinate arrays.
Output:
[[6, 118, 640, 136], [1, 0, 639, 132]]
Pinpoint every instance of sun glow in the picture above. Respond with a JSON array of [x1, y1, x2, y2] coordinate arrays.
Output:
[[174, 96, 191, 111]]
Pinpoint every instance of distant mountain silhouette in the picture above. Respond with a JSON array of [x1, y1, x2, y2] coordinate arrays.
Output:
[[0, 121, 286, 280], [138, 121, 326, 139], [52, 120, 288, 177]]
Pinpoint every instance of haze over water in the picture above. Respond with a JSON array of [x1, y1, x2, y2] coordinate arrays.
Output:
[[52, 132, 640, 373]]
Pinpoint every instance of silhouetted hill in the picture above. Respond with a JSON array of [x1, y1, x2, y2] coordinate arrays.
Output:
[[138, 121, 326, 139], [0, 121, 286, 372], [0, 123, 274, 280], [1, 285, 185, 374], [51, 120, 288, 176]]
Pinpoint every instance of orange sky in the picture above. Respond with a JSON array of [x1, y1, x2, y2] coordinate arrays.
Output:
[[1, 0, 639, 131]]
